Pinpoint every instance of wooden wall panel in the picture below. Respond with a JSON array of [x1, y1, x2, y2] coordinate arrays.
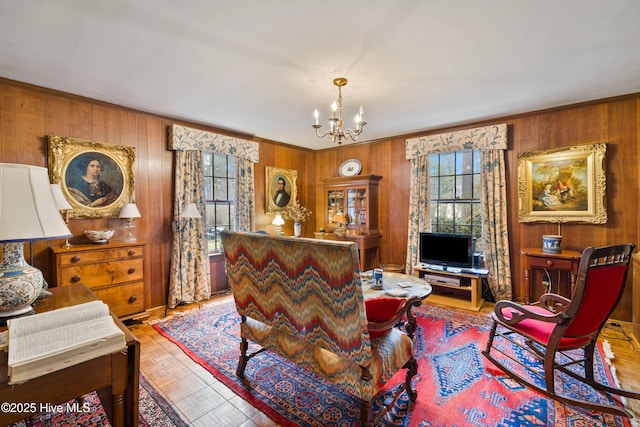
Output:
[[314, 96, 639, 321], [1, 78, 638, 321]]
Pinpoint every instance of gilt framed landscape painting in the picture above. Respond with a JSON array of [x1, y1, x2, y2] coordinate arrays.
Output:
[[517, 143, 607, 224], [48, 135, 136, 219]]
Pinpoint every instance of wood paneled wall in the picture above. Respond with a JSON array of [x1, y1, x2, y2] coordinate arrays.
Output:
[[1, 78, 638, 320], [0, 78, 317, 310], [314, 95, 640, 321]]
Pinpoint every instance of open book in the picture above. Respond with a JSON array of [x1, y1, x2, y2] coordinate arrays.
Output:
[[7, 300, 126, 384]]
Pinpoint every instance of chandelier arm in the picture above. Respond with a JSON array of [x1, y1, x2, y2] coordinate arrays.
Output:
[[342, 128, 362, 141]]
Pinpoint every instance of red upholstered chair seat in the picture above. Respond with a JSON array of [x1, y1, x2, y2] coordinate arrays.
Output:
[[365, 297, 406, 338], [494, 305, 592, 348]]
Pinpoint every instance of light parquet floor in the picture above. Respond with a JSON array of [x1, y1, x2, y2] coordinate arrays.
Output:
[[128, 293, 640, 426]]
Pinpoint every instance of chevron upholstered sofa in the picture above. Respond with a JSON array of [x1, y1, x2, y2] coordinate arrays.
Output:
[[221, 230, 422, 426]]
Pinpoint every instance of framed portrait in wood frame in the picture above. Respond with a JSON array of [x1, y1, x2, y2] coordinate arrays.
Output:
[[518, 143, 607, 224], [266, 166, 297, 214], [47, 135, 136, 219]]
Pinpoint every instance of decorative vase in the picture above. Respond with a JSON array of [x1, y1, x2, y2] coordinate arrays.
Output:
[[294, 222, 302, 237], [542, 235, 562, 253]]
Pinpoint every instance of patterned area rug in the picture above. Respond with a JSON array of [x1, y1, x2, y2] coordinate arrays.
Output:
[[153, 298, 631, 427], [9, 373, 188, 427]]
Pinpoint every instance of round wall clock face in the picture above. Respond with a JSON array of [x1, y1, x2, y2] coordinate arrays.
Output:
[[339, 159, 362, 176]]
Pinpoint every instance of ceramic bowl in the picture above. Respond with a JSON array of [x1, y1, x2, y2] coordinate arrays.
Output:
[[84, 229, 115, 243]]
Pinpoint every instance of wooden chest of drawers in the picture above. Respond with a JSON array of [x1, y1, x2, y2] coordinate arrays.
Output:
[[50, 242, 147, 320]]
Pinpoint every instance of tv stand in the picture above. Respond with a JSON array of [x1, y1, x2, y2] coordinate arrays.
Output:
[[413, 266, 485, 311]]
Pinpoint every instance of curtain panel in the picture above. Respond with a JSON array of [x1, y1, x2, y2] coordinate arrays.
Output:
[[405, 124, 512, 300], [168, 124, 259, 308]]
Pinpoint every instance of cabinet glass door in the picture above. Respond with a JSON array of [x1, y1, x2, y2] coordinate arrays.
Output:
[[327, 190, 344, 222], [347, 188, 367, 226]]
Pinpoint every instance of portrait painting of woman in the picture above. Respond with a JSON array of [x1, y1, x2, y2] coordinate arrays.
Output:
[[66, 152, 123, 207], [48, 135, 136, 219]]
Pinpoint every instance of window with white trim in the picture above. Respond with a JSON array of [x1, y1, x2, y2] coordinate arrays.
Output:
[[429, 150, 483, 251], [203, 152, 236, 253]]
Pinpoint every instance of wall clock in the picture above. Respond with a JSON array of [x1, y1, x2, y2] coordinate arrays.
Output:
[[338, 159, 362, 176]]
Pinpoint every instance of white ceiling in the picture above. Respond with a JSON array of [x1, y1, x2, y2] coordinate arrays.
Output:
[[1, 1, 639, 150]]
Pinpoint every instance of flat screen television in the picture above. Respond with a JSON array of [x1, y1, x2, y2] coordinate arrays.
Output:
[[419, 232, 473, 269]]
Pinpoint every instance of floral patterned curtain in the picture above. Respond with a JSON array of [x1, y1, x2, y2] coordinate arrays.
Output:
[[168, 124, 259, 308], [405, 124, 512, 300], [168, 150, 210, 308]]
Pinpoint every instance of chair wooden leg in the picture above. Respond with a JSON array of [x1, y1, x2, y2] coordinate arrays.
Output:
[[404, 357, 418, 401], [484, 320, 498, 353], [360, 399, 372, 426], [583, 341, 596, 382], [236, 337, 249, 377]]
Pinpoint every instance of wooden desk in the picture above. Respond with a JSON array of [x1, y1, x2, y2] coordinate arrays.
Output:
[[0, 284, 140, 427], [521, 247, 582, 304], [313, 232, 381, 271]]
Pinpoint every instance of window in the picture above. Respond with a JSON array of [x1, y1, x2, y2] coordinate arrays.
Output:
[[203, 152, 236, 253], [429, 150, 483, 251]]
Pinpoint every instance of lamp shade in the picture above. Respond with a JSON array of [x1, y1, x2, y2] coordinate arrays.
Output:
[[119, 202, 142, 219], [50, 184, 73, 210], [331, 213, 348, 225], [0, 163, 72, 242], [272, 213, 285, 226], [179, 202, 201, 219]]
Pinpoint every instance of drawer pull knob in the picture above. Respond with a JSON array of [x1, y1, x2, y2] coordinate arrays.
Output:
[[128, 295, 137, 303], [546, 260, 555, 266], [128, 267, 136, 274], [71, 255, 81, 263], [128, 250, 135, 256], [71, 275, 81, 283]]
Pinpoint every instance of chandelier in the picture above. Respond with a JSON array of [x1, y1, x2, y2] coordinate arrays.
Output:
[[313, 77, 366, 145]]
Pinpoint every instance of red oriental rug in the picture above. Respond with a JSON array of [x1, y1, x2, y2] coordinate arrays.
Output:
[[8, 374, 188, 427], [153, 298, 632, 427]]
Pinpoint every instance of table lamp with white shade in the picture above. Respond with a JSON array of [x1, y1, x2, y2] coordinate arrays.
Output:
[[0, 163, 72, 319], [119, 202, 142, 242], [272, 213, 285, 235]]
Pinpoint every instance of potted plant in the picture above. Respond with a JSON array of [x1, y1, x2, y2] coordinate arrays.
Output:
[[283, 200, 312, 237]]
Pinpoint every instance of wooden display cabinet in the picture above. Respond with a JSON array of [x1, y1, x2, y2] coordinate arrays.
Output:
[[319, 175, 382, 271], [321, 174, 381, 235]]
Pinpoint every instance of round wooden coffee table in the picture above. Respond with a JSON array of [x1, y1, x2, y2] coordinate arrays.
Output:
[[361, 271, 432, 300]]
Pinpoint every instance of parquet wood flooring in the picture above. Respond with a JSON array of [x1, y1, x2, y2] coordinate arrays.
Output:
[[129, 293, 640, 426]]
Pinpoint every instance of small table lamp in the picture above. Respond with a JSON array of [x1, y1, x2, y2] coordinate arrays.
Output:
[[272, 213, 285, 235], [119, 202, 142, 242], [51, 183, 73, 248], [0, 163, 72, 319], [331, 213, 348, 237]]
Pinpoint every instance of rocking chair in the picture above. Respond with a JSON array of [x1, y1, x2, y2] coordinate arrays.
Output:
[[483, 243, 638, 417]]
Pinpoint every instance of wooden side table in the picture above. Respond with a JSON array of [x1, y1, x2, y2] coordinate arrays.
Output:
[[0, 284, 140, 427], [521, 247, 582, 304]]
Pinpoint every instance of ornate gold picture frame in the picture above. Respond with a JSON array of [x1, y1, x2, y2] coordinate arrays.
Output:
[[518, 143, 607, 224], [47, 135, 136, 219], [265, 166, 297, 214]]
